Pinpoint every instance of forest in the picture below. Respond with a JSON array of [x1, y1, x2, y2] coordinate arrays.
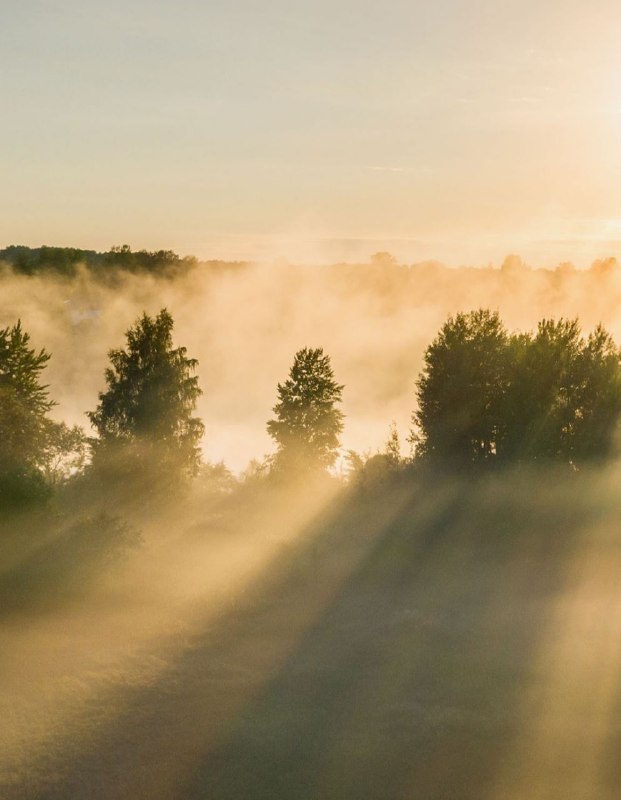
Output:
[[3, 248, 621, 799]]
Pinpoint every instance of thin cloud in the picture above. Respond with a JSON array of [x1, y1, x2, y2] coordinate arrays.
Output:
[[506, 96, 544, 104], [364, 165, 405, 173]]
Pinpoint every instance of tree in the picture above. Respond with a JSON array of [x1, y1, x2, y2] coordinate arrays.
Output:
[[346, 424, 404, 488], [412, 311, 621, 470], [0, 321, 55, 506], [41, 422, 88, 487], [385, 421, 402, 466], [267, 347, 344, 473], [88, 309, 204, 486], [412, 310, 509, 464], [105, 245, 195, 276], [573, 325, 621, 462], [498, 319, 584, 462], [497, 319, 621, 465]]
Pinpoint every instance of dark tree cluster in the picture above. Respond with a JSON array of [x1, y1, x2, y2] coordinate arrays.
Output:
[[104, 245, 197, 276], [412, 310, 621, 468], [0, 310, 206, 513], [0, 244, 196, 279], [1, 245, 99, 277]]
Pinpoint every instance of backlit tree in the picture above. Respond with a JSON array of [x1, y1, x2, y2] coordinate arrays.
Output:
[[267, 347, 344, 473]]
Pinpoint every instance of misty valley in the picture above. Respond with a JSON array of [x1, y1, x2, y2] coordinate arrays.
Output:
[[2, 247, 621, 799]]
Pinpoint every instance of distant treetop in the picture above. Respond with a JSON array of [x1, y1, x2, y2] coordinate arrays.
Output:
[[0, 244, 197, 279]]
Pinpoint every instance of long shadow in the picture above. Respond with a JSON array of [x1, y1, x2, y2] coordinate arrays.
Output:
[[0, 512, 141, 618], [4, 470, 611, 800], [180, 472, 597, 800], [3, 478, 398, 799]]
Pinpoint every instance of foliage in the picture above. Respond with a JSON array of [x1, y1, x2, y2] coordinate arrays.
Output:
[[499, 319, 584, 461], [345, 424, 405, 488], [105, 244, 196, 276], [573, 326, 621, 460], [385, 421, 402, 466], [499, 320, 621, 463], [412, 310, 509, 463], [413, 310, 621, 468], [0, 321, 55, 507], [41, 422, 89, 487], [0, 244, 196, 278], [238, 458, 271, 486], [88, 309, 204, 487], [196, 461, 238, 495], [267, 347, 344, 473], [0, 245, 98, 277]]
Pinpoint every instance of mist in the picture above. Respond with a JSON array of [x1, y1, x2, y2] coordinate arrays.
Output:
[[1, 254, 621, 470], [3, 253, 621, 799]]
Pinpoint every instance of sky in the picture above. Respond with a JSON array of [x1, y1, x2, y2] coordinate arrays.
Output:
[[3, 0, 621, 265]]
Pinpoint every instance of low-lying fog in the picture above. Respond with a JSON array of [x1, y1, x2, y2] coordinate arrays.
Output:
[[1, 254, 620, 470], [3, 254, 621, 800]]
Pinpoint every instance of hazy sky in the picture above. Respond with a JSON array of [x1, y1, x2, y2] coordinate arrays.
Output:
[[3, 0, 621, 264]]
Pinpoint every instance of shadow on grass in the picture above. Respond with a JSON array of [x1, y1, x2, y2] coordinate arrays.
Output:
[[0, 513, 141, 618], [4, 469, 614, 800]]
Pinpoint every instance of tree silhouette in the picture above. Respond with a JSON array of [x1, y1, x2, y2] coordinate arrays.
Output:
[[499, 319, 584, 462], [413, 311, 621, 469], [412, 310, 509, 464], [267, 347, 344, 473], [0, 321, 55, 506], [568, 324, 621, 462], [88, 309, 204, 487], [42, 423, 88, 487]]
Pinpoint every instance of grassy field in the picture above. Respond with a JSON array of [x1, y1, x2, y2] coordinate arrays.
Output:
[[2, 468, 621, 799]]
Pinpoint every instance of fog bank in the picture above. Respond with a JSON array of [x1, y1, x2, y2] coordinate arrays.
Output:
[[1, 255, 620, 470]]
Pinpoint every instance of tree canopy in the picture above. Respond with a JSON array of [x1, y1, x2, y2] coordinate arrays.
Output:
[[412, 310, 509, 463], [267, 347, 344, 473], [0, 322, 56, 506], [0, 244, 196, 278], [412, 310, 621, 469], [88, 309, 204, 484]]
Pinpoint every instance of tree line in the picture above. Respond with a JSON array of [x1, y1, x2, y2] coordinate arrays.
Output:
[[0, 245, 199, 279], [0, 244, 255, 280], [4, 245, 621, 289], [3, 307, 621, 512], [0, 309, 345, 511]]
